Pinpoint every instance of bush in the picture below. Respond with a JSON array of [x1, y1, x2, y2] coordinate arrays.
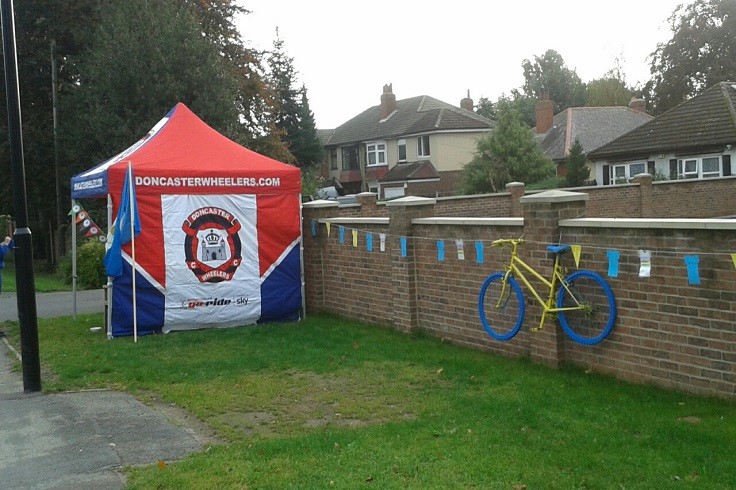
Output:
[[527, 177, 566, 190], [57, 239, 107, 289]]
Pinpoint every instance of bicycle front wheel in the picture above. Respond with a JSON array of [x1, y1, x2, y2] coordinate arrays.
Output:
[[478, 272, 525, 341], [556, 270, 616, 345]]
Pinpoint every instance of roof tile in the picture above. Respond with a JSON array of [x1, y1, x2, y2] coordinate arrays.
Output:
[[327, 96, 493, 147], [590, 82, 736, 159]]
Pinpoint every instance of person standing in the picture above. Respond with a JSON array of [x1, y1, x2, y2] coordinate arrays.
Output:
[[0, 236, 12, 338], [0, 236, 14, 296]]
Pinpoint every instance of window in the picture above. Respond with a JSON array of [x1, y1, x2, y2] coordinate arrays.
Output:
[[702, 157, 720, 177], [329, 149, 337, 170], [366, 141, 387, 166], [677, 156, 721, 179], [610, 162, 646, 184], [341, 146, 359, 171], [629, 163, 646, 177], [612, 165, 627, 184], [397, 139, 407, 162], [679, 159, 698, 179], [384, 187, 405, 199], [417, 135, 430, 159]]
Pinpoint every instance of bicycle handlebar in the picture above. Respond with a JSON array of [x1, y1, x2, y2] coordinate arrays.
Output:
[[491, 238, 524, 247]]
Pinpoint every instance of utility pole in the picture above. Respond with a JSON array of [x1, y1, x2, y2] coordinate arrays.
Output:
[[1, 0, 41, 392]]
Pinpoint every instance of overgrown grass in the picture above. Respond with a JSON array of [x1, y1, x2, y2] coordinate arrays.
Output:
[[2, 314, 735, 488]]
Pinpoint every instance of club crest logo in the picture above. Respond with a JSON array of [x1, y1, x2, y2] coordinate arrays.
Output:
[[182, 206, 242, 283]]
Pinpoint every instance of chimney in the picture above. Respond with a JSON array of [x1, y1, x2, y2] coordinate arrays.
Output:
[[460, 89, 473, 111], [628, 97, 647, 114], [380, 83, 396, 119], [535, 96, 554, 134]]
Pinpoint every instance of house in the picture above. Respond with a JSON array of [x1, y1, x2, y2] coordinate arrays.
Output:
[[533, 96, 653, 183], [588, 81, 736, 185], [320, 84, 494, 199]]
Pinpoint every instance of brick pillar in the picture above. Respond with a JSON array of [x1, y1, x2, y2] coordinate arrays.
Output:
[[302, 200, 339, 314], [506, 181, 525, 217], [356, 192, 378, 216], [386, 196, 436, 332], [520, 190, 588, 367], [631, 173, 653, 218]]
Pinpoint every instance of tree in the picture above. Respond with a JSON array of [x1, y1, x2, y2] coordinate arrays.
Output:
[[475, 96, 496, 120], [0, 0, 297, 262], [501, 90, 537, 128], [186, 0, 281, 156], [586, 63, 634, 107], [266, 35, 323, 168], [646, 0, 736, 115], [521, 49, 587, 114], [59, 0, 242, 175], [265, 34, 299, 165], [0, 0, 102, 261], [459, 101, 554, 194], [586, 77, 633, 107], [565, 138, 590, 187], [292, 86, 325, 168]]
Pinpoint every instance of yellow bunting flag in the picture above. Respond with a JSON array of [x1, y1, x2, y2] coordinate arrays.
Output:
[[732, 253, 736, 270], [326, 222, 331, 237], [352, 229, 358, 247], [571, 244, 582, 268]]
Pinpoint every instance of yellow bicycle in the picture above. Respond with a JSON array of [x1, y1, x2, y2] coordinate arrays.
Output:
[[478, 238, 616, 345]]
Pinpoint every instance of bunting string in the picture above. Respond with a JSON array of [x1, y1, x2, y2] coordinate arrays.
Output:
[[70, 203, 106, 242], [311, 220, 736, 283]]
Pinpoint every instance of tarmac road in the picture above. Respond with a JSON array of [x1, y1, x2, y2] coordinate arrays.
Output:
[[0, 289, 106, 322], [0, 290, 209, 488]]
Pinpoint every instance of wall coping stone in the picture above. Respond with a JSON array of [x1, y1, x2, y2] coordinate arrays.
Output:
[[519, 189, 588, 203], [412, 217, 524, 227], [320, 217, 389, 225], [435, 192, 510, 201], [385, 196, 436, 207], [560, 217, 736, 230], [303, 199, 339, 209]]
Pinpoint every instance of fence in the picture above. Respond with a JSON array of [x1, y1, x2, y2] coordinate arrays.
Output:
[[303, 182, 736, 399]]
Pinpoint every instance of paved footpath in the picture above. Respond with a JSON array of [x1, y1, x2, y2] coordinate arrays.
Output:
[[0, 292, 207, 488]]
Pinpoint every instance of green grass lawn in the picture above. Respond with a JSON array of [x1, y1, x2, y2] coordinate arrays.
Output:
[[1, 263, 70, 293], [2, 313, 735, 488]]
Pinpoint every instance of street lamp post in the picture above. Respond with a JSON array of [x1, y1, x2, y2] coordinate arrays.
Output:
[[1, 0, 41, 392]]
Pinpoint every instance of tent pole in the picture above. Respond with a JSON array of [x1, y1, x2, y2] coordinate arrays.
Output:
[[128, 163, 138, 343], [106, 194, 113, 339], [71, 199, 77, 319], [299, 198, 306, 320]]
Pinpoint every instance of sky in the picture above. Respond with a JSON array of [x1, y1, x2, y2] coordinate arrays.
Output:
[[235, 0, 685, 129]]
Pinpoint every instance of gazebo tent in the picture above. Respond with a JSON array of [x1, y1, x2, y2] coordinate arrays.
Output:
[[71, 103, 302, 337]]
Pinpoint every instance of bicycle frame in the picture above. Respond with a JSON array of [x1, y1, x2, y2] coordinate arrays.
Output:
[[497, 240, 584, 332]]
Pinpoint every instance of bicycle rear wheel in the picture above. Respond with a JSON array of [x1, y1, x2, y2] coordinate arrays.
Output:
[[478, 272, 525, 341], [556, 270, 616, 345]]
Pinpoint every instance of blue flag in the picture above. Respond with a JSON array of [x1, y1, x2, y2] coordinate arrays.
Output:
[[103, 166, 141, 277]]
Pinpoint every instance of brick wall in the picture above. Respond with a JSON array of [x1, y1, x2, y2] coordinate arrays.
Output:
[[558, 223, 736, 397], [584, 174, 736, 218], [303, 184, 736, 399]]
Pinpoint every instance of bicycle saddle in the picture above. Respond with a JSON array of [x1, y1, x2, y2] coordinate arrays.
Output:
[[546, 244, 571, 254]]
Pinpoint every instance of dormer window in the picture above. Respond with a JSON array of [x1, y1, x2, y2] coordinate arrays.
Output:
[[417, 135, 430, 159], [366, 141, 387, 166]]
